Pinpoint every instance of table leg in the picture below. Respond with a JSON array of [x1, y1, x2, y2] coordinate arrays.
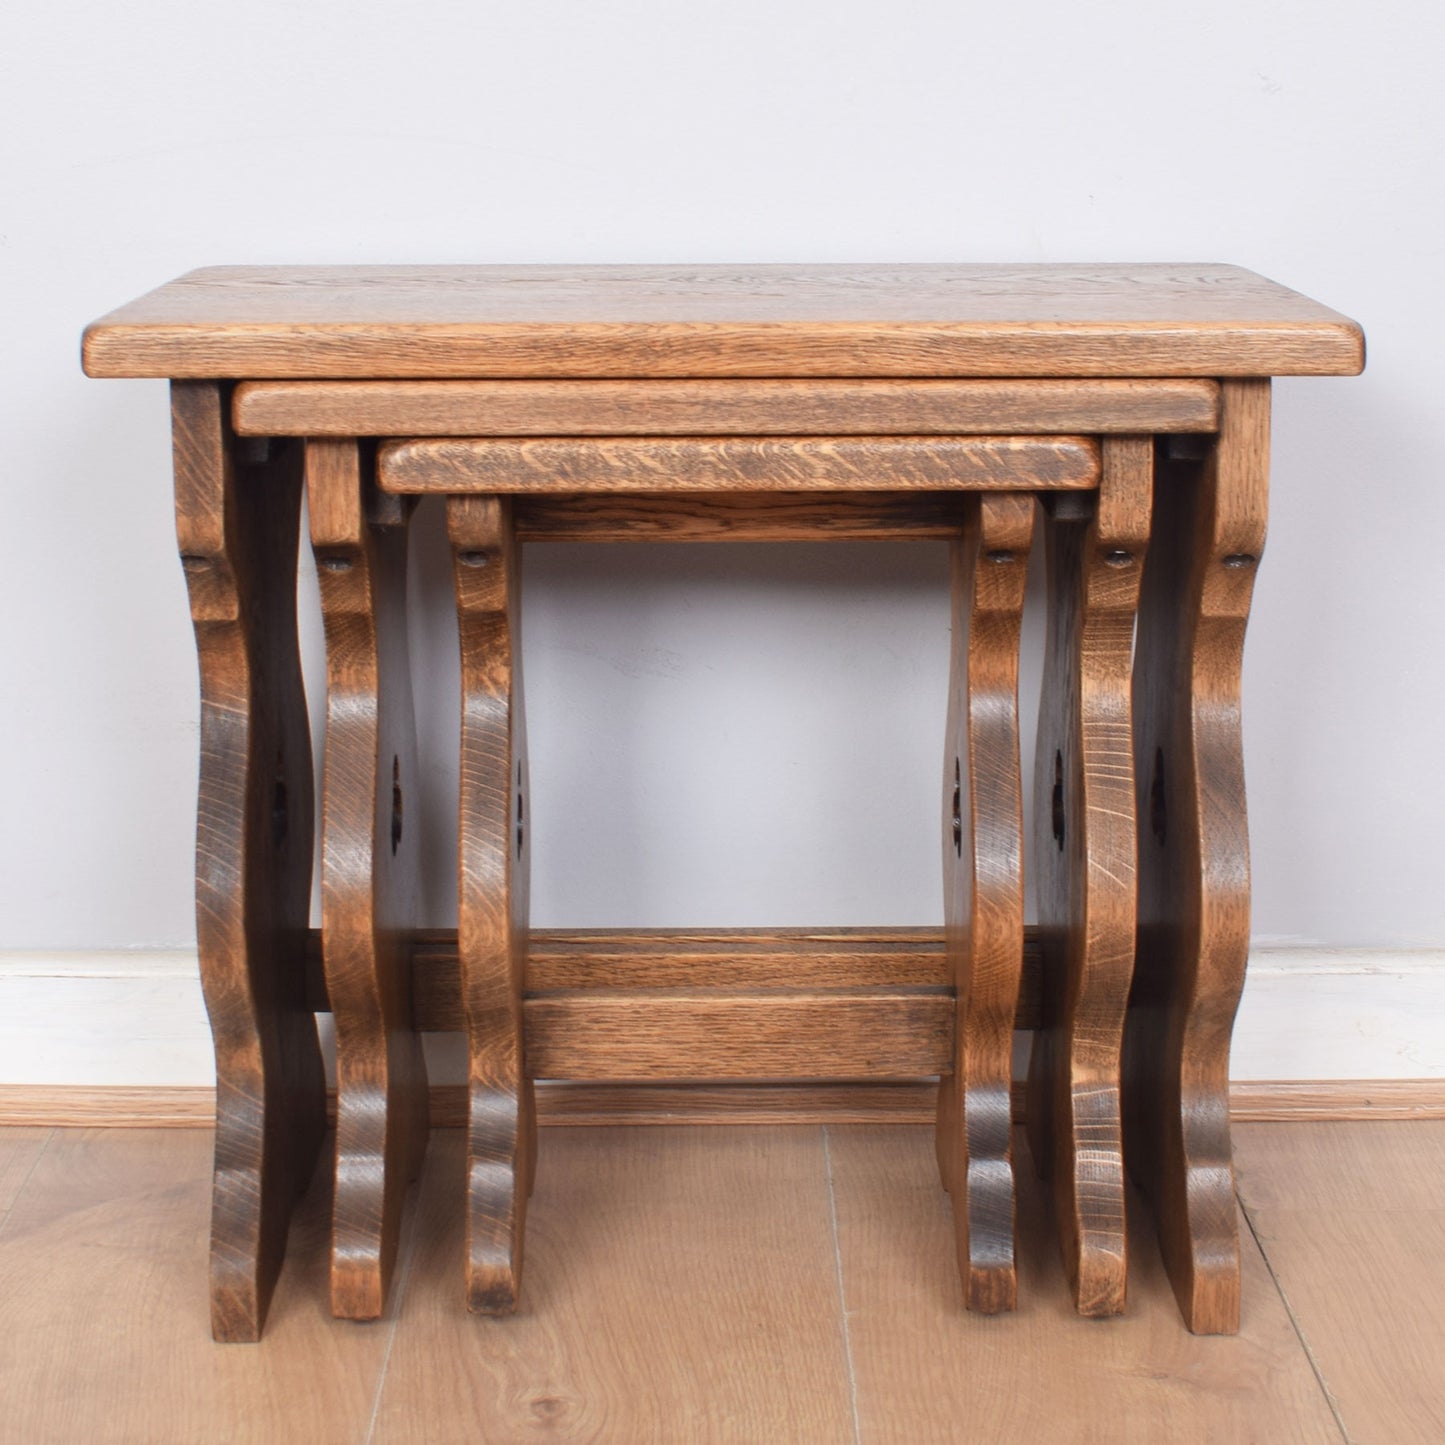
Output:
[[448, 494, 535, 1313], [1126, 381, 1269, 1334], [172, 382, 326, 1342], [936, 493, 1034, 1312], [308, 440, 429, 1319], [1026, 437, 1152, 1317]]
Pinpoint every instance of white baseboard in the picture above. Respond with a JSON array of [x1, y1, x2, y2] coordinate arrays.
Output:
[[1, 945, 1442, 1089]]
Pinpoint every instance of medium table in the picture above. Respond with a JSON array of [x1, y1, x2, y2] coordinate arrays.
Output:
[[84, 264, 1363, 1341]]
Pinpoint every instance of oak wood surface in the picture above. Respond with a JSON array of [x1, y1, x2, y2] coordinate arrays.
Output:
[[8, 1080, 1445, 1132], [449, 494, 534, 1314], [1124, 382, 1271, 1335], [379, 435, 1099, 494], [0, 1129, 393, 1444], [935, 493, 1034, 1312], [233, 377, 1222, 436], [414, 926, 1031, 1010], [172, 385, 326, 1342], [307, 439, 429, 1320], [369, 1128, 856, 1443], [827, 1126, 1344, 1444], [313, 927, 1047, 1054], [525, 987, 951, 1080], [511, 491, 975, 542], [1236, 1122, 1445, 1444], [83, 263, 1364, 378], [0, 1128, 49, 1215], [1027, 437, 1153, 1317], [23, 1121, 1445, 1442]]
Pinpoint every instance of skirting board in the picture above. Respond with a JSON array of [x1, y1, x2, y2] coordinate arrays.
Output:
[[3, 1077, 1445, 1129], [1, 945, 1443, 1127]]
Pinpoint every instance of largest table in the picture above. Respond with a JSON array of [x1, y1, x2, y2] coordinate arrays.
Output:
[[84, 264, 1363, 1340]]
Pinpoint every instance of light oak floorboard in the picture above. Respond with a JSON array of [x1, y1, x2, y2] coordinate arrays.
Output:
[[6, 1123, 1442, 1443], [0, 1126, 50, 1217], [370, 1127, 855, 1444], [1236, 1122, 1445, 1444], [0, 1128, 393, 1445], [827, 1125, 1343, 1444]]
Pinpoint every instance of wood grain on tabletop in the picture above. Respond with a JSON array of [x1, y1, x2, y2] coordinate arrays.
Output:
[[82, 263, 1364, 377], [377, 435, 1100, 494], [828, 1126, 1343, 1445], [368, 1127, 855, 1445], [1236, 1122, 1445, 1445], [0, 1128, 390, 1445], [232, 377, 1222, 435], [448, 494, 536, 1316], [172, 383, 327, 1343], [308, 439, 429, 1321], [1026, 437, 1153, 1318], [934, 493, 1034, 1313], [1124, 381, 1271, 1335]]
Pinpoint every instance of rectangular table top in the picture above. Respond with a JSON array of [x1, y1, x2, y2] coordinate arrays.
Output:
[[82, 263, 1363, 381]]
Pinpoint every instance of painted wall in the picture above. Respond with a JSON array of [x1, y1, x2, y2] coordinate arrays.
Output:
[[3, 0, 1441, 978]]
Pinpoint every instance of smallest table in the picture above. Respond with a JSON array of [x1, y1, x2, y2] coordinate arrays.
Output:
[[83, 264, 1363, 1341]]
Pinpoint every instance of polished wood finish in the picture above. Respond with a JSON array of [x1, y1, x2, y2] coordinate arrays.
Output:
[[448, 494, 534, 1314], [12, 1078, 1445, 1133], [380, 435, 1099, 495], [16, 1122, 1441, 1441], [374, 1129, 858, 1441], [84, 265, 1361, 1339], [0, 1129, 395, 1442], [1027, 437, 1153, 1317], [311, 925, 1045, 1036], [511, 492, 974, 542], [171, 384, 326, 1342], [233, 377, 1222, 436], [935, 494, 1034, 1312], [307, 439, 429, 1319], [0, 1128, 49, 1213], [828, 1126, 1345, 1443], [526, 988, 950, 1080], [84, 263, 1364, 378], [1236, 1121, 1445, 1443], [1125, 381, 1271, 1334], [520, 927, 966, 991]]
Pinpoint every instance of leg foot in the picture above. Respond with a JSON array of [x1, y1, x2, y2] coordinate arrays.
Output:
[[173, 385, 326, 1341], [1125, 382, 1270, 1334], [449, 495, 535, 1314], [309, 441, 429, 1320], [938, 493, 1034, 1313], [1027, 438, 1152, 1317]]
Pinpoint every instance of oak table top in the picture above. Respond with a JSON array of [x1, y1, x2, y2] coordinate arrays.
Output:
[[82, 263, 1364, 380]]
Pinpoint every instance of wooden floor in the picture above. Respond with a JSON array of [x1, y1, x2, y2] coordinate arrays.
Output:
[[0, 1121, 1440, 1443]]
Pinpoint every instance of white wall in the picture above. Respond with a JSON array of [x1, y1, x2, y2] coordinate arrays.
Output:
[[3, 0, 1443, 979]]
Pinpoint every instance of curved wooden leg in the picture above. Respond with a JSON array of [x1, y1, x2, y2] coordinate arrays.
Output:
[[936, 493, 1034, 1313], [1026, 437, 1152, 1317], [1126, 381, 1269, 1334], [308, 440, 430, 1320], [172, 383, 326, 1342], [448, 494, 535, 1314]]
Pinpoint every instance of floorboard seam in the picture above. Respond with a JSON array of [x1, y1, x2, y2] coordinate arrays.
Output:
[[1238, 1191, 1352, 1444], [0, 1128, 53, 1239], [822, 1125, 863, 1445], [362, 1180, 426, 1445]]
